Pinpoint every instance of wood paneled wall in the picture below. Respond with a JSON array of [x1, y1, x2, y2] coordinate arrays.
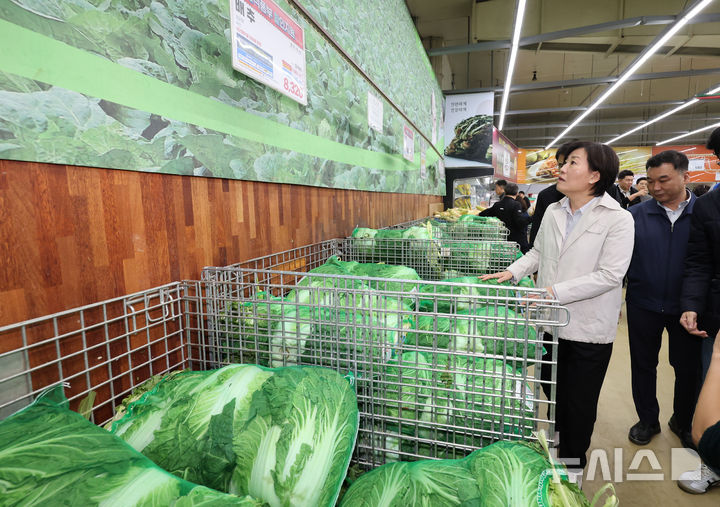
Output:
[[0, 159, 441, 326]]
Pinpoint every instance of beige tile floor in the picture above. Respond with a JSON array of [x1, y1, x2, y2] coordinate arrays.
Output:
[[581, 299, 719, 505]]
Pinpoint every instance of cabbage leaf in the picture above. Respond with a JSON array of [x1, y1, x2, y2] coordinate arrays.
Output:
[[0, 385, 264, 506]]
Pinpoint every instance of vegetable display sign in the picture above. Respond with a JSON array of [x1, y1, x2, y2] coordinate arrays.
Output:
[[230, 0, 307, 105]]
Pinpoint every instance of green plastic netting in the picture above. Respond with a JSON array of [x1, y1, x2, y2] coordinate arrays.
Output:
[[110, 364, 359, 507], [0, 385, 263, 506]]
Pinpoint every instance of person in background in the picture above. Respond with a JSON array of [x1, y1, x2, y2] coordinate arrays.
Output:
[[676, 126, 720, 494], [625, 150, 701, 450], [529, 142, 574, 247], [482, 141, 634, 478], [693, 184, 711, 197], [681, 330, 720, 494], [489, 179, 507, 205], [480, 182, 530, 253], [518, 190, 531, 210], [610, 169, 646, 208], [634, 177, 653, 202], [710, 126, 720, 192]]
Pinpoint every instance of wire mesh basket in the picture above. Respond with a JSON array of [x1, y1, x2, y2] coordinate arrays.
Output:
[[0, 283, 188, 424], [200, 244, 569, 465], [381, 217, 510, 241], [0, 242, 568, 470], [342, 237, 521, 280]]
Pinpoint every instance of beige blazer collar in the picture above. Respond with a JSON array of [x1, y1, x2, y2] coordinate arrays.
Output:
[[550, 192, 621, 255]]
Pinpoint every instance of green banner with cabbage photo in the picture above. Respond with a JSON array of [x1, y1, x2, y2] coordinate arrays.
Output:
[[0, 0, 444, 195]]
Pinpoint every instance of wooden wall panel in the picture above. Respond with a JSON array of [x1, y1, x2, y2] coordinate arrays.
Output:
[[0, 160, 442, 326]]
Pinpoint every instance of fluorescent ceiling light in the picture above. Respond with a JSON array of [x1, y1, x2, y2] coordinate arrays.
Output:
[[498, 0, 527, 131], [680, 147, 697, 152], [608, 82, 720, 145], [607, 99, 699, 145], [545, 0, 714, 149], [657, 120, 720, 145]]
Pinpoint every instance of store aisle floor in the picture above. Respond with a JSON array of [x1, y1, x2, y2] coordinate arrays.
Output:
[[582, 299, 719, 505]]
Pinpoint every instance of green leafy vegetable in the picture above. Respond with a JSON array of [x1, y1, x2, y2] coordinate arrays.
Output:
[[110, 365, 358, 507], [377, 351, 535, 461], [0, 385, 264, 506], [341, 437, 614, 507]]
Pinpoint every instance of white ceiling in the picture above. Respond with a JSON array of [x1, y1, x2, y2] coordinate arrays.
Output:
[[406, 0, 720, 147]]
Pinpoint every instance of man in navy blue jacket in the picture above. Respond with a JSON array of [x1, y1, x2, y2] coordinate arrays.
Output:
[[626, 150, 702, 449]]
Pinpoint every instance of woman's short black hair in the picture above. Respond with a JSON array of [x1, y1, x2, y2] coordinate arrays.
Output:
[[562, 141, 619, 197], [555, 142, 575, 164], [636, 176, 647, 183], [645, 150, 688, 172]]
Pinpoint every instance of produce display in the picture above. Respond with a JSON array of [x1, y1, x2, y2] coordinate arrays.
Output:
[[404, 306, 541, 362], [380, 351, 536, 451], [0, 386, 264, 506], [417, 275, 534, 313], [225, 258, 417, 368], [109, 365, 359, 507], [349, 225, 519, 279], [340, 438, 612, 507], [350, 226, 442, 277], [433, 207, 486, 221]]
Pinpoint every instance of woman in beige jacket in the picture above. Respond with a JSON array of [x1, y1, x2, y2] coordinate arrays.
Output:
[[483, 141, 634, 474]]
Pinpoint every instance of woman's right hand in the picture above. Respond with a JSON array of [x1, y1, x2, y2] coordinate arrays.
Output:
[[480, 271, 513, 283]]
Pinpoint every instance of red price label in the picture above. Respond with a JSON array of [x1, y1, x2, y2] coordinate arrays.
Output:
[[283, 78, 303, 99]]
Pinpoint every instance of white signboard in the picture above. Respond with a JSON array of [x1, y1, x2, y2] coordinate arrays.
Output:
[[368, 92, 383, 133], [443, 92, 494, 168], [403, 125, 415, 162], [689, 158, 706, 172], [230, 0, 307, 105], [420, 139, 427, 178]]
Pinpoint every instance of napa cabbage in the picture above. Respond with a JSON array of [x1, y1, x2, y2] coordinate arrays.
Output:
[[377, 351, 536, 461], [418, 276, 534, 313], [404, 306, 542, 363], [110, 365, 358, 507], [341, 438, 616, 507], [0, 385, 264, 506]]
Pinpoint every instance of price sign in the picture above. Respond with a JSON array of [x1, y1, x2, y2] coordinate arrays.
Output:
[[230, 0, 307, 105], [403, 125, 414, 162], [368, 92, 383, 133]]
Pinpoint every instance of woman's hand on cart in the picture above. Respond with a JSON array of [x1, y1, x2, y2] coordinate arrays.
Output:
[[480, 271, 513, 283]]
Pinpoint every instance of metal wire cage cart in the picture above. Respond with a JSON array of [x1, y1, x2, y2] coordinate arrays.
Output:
[[201, 240, 569, 466], [381, 217, 510, 242], [0, 240, 568, 471]]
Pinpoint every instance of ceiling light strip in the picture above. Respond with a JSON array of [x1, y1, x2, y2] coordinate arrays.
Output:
[[607, 99, 700, 144], [545, 0, 714, 149], [608, 81, 720, 145], [498, 0, 527, 131], [657, 120, 720, 145]]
